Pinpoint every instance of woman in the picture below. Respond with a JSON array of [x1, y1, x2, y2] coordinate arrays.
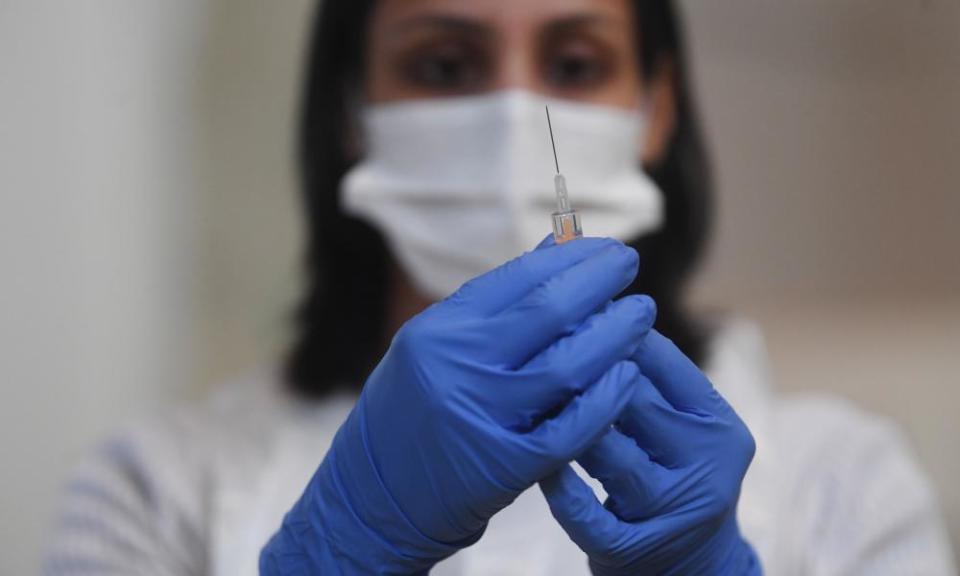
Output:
[[44, 1, 955, 574]]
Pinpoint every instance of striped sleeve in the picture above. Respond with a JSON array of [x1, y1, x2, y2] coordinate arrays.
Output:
[[806, 410, 957, 576], [42, 417, 208, 576]]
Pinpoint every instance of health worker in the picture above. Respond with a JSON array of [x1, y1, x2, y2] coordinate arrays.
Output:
[[43, 1, 956, 575]]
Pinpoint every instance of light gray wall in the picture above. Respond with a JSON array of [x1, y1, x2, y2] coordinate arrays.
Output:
[[0, 1, 209, 573], [683, 1, 960, 303], [680, 2, 960, 558], [1, 1, 957, 571]]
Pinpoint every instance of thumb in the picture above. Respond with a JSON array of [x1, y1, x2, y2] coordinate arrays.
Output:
[[535, 233, 556, 250]]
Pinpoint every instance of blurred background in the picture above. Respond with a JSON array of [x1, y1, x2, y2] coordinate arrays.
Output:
[[1, 1, 957, 572]]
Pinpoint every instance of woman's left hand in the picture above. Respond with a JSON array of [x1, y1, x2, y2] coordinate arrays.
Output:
[[540, 330, 762, 575]]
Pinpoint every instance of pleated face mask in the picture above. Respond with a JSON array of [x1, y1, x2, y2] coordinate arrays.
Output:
[[341, 90, 664, 299]]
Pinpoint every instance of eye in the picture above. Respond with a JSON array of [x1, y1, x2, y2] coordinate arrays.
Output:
[[400, 41, 489, 92], [543, 39, 615, 90]]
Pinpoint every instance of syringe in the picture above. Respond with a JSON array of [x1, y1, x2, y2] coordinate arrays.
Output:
[[545, 106, 583, 244]]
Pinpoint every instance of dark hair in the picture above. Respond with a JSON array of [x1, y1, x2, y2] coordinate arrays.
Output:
[[287, 0, 712, 397]]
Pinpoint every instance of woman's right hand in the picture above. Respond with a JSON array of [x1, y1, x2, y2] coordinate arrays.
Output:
[[260, 236, 657, 574]]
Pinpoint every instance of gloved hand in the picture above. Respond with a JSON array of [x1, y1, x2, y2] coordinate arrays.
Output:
[[260, 237, 658, 574], [540, 330, 761, 575]]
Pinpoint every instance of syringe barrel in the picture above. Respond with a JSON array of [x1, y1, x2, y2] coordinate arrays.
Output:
[[554, 174, 571, 213]]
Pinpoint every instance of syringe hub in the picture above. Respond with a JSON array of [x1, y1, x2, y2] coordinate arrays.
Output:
[[552, 174, 582, 244], [552, 208, 583, 244]]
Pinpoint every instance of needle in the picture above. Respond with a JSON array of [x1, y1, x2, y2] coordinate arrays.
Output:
[[546, 105, 560, 174], [545, 105, 583, 243]]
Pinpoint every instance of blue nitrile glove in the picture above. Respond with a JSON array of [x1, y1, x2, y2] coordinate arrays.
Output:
[[260, 237, 658, 575], [540, 329, 761, 575]]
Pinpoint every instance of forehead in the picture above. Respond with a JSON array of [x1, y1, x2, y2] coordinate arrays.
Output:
[[372, 0, 633, 33]]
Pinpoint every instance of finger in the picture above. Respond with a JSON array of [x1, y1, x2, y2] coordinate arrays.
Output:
[[450, 236, 619, 316], [577, 427, 663, 521], [523, 360, 639, 466], [615, 374, 694, 468], [502, 296, 656, 428], [540, 465, 625, 557], [488, 243, 640, 365], [619, 361, 756, 473], [632, 330, 729, 416]]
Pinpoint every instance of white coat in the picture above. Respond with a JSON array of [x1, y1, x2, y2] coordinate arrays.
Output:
[[43, 320, 956, 575]]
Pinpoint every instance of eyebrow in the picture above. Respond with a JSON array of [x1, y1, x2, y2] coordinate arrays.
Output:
[[390, 12, 618, 40], [390, 15, 494, 39], [543, 14, 620, 36]]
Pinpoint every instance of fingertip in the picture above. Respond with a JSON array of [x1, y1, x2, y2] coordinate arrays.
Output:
[[636, 294, 657, 319], [534, 234, 556, 250], [539, 464, 595, 519], [616, 244, 640, 280], [621, 294, 657, 326], [599, 239, 635, 259], [539, 464, 618, 555], [624, 245, 640, 270], [549, 238, 633, 282], [577, 242, 639, 290]]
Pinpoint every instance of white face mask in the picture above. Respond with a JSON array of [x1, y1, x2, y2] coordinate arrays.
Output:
[[341, 90, 664, 300]]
